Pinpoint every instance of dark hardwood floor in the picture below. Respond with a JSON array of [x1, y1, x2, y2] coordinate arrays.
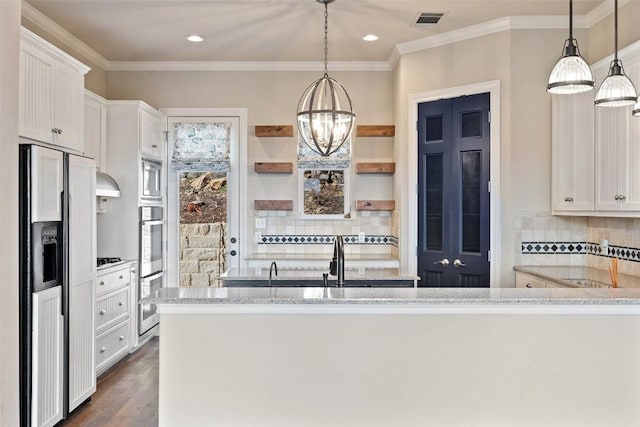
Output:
[[60, 337, 159, 427]]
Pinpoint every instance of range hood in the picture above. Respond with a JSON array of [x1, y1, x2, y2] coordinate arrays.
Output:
[[96, 171, 121, 197]]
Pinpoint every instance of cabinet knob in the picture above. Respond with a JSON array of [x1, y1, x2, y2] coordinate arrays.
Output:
[[100, 281, 105, 286], [99, 309, 106, 315], [152, 144, 158, 148], [132, 269, 136, 274], [620, 195, 627, 201], [118, 301, 123, 306], [564, 197, 574, 202], [526, 283, 532, 288], [100, 346, 106, 353], [119, 275, 124, 279], [119, 335, 125, 341]]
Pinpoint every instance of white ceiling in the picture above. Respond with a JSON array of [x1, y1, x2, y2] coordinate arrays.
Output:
[[25, 0, 609, 64]]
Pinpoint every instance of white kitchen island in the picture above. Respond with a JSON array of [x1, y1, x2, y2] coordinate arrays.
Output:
[[145, 287, 640, 427]]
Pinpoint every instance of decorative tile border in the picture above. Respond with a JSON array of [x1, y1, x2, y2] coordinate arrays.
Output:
[[258, 234, 398, 247], [522, 241, 640, 263], [521, 241, 587, 255]]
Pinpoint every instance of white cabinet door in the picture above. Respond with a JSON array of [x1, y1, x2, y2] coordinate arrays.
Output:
[[551, 91, 595, 212], [67, 154, 97, 410], [84, 91, 107, 170], [139, 108, 164, 159], [32, 286, 64, 427], [31, 146, 63, 222], [53, 61, 84, 153], [595, 106, 628, 211], [19, 41, 55, 144]]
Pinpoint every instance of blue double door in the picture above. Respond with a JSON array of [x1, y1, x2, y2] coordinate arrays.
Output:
[[417, 93, 491, 287]]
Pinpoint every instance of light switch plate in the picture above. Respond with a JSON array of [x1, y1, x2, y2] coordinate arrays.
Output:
[[255, 218, 266, 229]]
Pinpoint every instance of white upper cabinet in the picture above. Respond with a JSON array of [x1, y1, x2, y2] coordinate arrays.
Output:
[[84, 90, 107, 171], [139, 108, 164, 159], [551, 91, 595, 213], [19, 27, 89, 153]]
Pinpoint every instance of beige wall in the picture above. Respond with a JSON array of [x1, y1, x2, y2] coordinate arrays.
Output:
[[21, 19, 107, 96], [588, 1, 640, 64], [0, 1, 21, 424]]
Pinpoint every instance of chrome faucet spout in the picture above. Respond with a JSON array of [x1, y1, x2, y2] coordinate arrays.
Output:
[[329, 235, 345, 287], [269, 261, 278, 287]]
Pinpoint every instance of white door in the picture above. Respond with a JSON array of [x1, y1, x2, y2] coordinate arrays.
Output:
[[67, 154, 96, 410], [32, 286, 64, 427], [165, 114, 242, 287], [31, 145, 63, 222]]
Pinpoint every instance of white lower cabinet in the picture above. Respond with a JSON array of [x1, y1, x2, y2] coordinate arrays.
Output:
[[96, 262, 136, 376]]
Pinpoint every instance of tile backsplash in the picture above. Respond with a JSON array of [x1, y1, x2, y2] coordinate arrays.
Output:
[[516, 211, 640, 275], [251, 209, 397, 257]]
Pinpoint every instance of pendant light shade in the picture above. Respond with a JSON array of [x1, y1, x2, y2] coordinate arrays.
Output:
[[547, 0, 593, 94], [595, 0, 637, 107], [297, 0, 355, 157]]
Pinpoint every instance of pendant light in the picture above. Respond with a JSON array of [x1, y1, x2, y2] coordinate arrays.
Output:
[[297, 0, 355, 156], [595, 0, 637, 107], [547, 0, 594, 94]]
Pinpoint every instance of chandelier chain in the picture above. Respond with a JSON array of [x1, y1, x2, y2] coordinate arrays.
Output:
[[324, 2, 329, 75]]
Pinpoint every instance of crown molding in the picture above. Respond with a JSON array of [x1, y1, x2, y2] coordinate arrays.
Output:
[[21, 1, 109, 70], [585, 0, 633, 27], [105, 60, 391, 72], [591, 37, 640, 75], [394, 15, 590, 58]]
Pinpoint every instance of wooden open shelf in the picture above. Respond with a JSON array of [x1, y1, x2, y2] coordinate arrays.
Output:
[[254, 200, 293, 211], [255, 125, 294, 138], [356, 200, 395, 211], [355, 162, 395, 174], [356, 125, 395, 137], [254, 162, 293, 174]]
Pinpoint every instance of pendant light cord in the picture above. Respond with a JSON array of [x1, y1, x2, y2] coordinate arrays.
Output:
[[614, 0, 619, 60], [324, 2, 329, 76], [569, 0, 573, 40]]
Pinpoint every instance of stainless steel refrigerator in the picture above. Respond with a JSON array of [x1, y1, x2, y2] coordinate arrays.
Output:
[[19, 144, 97, 427]]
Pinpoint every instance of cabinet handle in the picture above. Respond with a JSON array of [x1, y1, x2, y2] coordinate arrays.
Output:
[[100, 346, 107, 353], [119, 275, 124, 279], [99, 309, 106, 315], [100, 281, 105, 286], [564, 197, 574, 202], [119, 335, 125, 341], [118, 301, 123, 306], [132, 269, 136, 274], [58, 128, 62, 135], [152, 144, 158, 148], [526, 283, 532, 288]]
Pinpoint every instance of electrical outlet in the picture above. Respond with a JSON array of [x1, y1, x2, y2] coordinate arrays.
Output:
[[255, 231, 262, 243], [358, 232, 366, 243], [255, 218, 266, 229]]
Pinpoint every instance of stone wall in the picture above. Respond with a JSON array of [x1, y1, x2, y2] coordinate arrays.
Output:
[[180, 222, 227, 287]]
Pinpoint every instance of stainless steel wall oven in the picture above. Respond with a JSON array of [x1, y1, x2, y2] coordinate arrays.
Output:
[[139, 206, 163, 335]]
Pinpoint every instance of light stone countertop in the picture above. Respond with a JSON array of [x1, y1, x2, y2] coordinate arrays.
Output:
[[144, 286, 640, 306], [222, 267, 418, 282], [514, 265, 640, 288]]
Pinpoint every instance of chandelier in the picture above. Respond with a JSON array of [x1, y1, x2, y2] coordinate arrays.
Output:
[[297, 0, 355, 156]]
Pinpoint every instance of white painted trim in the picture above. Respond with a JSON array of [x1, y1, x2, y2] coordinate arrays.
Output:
[[157, 303, 640, 316], [106, 61, 391, 72], [160, 108, 249, 288], [20, 26, 90, 74], [20, 2, 109, 70], [407, 80, 501, 288]]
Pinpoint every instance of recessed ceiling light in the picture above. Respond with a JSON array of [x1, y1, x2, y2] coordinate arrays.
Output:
[[186, 35, 205, 43], [362, 34, 379, 42]]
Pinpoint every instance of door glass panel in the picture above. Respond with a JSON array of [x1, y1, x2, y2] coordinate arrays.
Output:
[[461, 151, 481, 253], [425, 116, 443, 142], [179, 171, 227, 287], [425, 155, 443, 250], [461, 111, 482, 138]]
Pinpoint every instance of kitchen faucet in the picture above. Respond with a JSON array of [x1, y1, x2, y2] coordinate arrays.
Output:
[[269, 261, 278, 286], [329, 235, 345, 287]]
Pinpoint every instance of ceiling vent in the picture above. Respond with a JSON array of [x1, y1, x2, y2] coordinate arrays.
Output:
[[414, 12, 445, 26]]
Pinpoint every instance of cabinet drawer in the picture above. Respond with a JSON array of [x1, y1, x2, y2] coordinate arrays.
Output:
[[96, 320, 130, 375], [96, 287, 129, 335], [97, 267, 130, 296]]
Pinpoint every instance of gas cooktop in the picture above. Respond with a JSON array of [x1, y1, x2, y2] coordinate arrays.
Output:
[[97, 257, 125, 269]]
